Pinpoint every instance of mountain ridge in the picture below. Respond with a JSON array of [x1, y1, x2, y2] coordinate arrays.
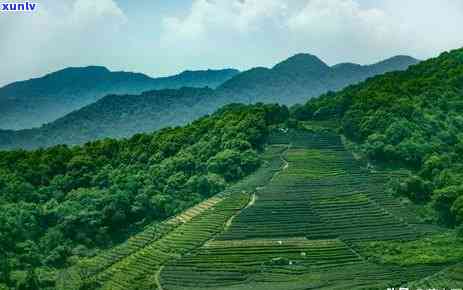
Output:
[[0, 67, 240, 130], [217, 53, 420, 105], [0, 53, 419, 149]]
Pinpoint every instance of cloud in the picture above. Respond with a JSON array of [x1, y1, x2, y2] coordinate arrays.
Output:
[[159, 0, 292, 71], [70, 0, 127, 32], [0, 0, 127, 86], [379, 0, 463, 57], [286, 0, 403, 63], [161, 0, 287, 51], [2, 0, 463, 86], [159, 0, 463, 68]]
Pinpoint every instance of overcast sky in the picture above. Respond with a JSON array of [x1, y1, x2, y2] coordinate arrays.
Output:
[[1, 0, 463, 86]]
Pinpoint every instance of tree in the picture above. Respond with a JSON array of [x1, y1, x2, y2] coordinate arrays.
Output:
[[15, 269, 39, 290], [240, 150, 261, 175], [457, 225, 463, 238], [433, 186, 462, 226], [0, 250, 10, 286], [451, 196, 463, 225], [207, 150, 243, 182], [422, 154, 449, 179], [398, 175, 433, 202]]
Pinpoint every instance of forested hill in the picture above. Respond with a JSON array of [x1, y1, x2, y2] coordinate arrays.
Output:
[[295, 47, 463, 227], [0, 67, 239, 130], [0, 103, 289, 290], [217, 54, 419, 105], [0, 54, 418, 150], [0, 88, 219, 149]]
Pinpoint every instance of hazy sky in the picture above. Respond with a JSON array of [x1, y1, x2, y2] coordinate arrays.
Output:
[[1, 0, 463, 86]]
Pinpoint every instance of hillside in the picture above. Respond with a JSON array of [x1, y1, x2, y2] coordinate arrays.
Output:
[[0, 67, 239, 130], [61, 130, 462, 290], [295, 48, 463, 230], [2, 44, 463, 288], [0, 103, 289, 290], [0, 88, 219, 149], [0, 54, 418, 150]]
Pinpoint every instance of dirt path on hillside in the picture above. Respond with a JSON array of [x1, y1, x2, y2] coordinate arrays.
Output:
[[224, 146, 289, 232], [224, 192, 256, 231], [223, 145, 291, 234], [154, 265, 165, 290], [283, 159, 289, 170], [153, 146, 289, 290], [271, 149, 290, 182]]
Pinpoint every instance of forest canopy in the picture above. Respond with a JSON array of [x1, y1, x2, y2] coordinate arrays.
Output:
[[0, 103, 289, 290]]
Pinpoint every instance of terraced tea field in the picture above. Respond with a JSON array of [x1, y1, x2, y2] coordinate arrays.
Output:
[[66, 130, 459, 290], [58, 145, 286, 290], [407, 263, 463, 289]]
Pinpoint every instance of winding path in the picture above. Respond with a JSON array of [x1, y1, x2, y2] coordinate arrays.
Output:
[[153, 146, 289, 290]]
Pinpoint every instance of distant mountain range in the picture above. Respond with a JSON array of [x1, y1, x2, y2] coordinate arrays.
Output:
[[0, 54, 419, 149], [219, 54, 418, 105], [0, 67, 239, 130], [0, 88, 217, 147]]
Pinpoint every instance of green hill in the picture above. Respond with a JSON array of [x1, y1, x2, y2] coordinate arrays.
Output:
[[0, 103, 289, 290], [295, 47, 463, 228], [60, 130, 462, 290], [0, 88, 219, 149], [58, 48, 463, 290], [1, 48, 463, 290], [0, 54, 418, 150], [0, 67, 239, 130]]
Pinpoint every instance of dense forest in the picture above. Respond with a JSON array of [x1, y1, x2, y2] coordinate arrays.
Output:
[[294, 48, 463, 229], [0, 103, 289, 290]]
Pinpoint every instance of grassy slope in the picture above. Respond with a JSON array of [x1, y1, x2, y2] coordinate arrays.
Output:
[[159, 130, 445, 290], [73, 128, 462, 290]]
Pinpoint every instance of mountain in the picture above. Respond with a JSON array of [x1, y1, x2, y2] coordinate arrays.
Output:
[[2, 48, 462, 290], [0, 67, 239, 130], [295, 47, 463, 227], [0, 88, 218, 148], [0, 54, 419, 149], [218, 54, 419, 105], [150, 69, 239, 89], [329, 55, 419, 90]]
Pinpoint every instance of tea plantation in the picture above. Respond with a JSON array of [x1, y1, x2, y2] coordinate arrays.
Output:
[[66, 130, 463, 290]]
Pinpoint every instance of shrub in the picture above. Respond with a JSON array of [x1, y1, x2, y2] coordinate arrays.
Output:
[[398, 175, 433, 202]]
